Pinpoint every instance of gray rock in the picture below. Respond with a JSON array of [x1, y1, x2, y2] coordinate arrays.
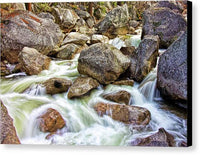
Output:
[[1, 10, 64, 63], [157, 31, 187, 101], [78, 43, 130, 84], [68, 77, 99, 99], [91, 34, 109, 44], [96, 4, 129, 38], [131, 35, 159, 82], [52, 7, 80, 31], [142, 7, 186, 48], [61, 32, 90, 46], [37, 12, 55, 21], [131, 128, 175, 146], [56, 43, 80, 60], [18, 47, 51, 75]]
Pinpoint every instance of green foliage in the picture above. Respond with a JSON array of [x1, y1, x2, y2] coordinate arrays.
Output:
[[34, 3, 52, 14]]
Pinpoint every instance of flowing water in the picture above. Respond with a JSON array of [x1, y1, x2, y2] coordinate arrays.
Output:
[[0, 37, 187, 146]]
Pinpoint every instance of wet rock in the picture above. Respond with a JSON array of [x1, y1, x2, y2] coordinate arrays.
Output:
[[52, 7, 80, 31], [112, 79, 134, 86], [130, 128, 175, 146], [1, 10, 64, 63], [43, 78, 72, 95], [56, 43, 80, 60], [142, 7, 186, 48], [102, 90, 131, 105], [0, 101, 20, 144], [131, 35, 159, 82], [61, 32, 90, 46], [78, 43, 130, 84], [37, 12, 55, 21], [68, 77, 99, 99], [91, 34, 109, 44], [96, 4, 129, 39], [39, 108, 65, 132], [94, 102, 151, 125], [18, 47, 51, 75], [120, 46, 135, 56], [157, 31, 187, 101]]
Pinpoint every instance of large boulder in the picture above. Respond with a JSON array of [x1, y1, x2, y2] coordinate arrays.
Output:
[[91, 34, 109, 44], [102, 90, 131, 105], [142, 7, 187, 48], [68, 77, 99, 99], [1, 10, 64, 63], [39, 108, 65, 132], [18, 47, 51, 75], [96, 4, 129, 39], [0, 101, 20, 144], [43, 78, 72, 95], [94, 102, 151, 126], [52, 7, 80, 31], [130, 128, 175, 146], [78, 43, 130, 84], [157, 31, 187, 101], [131, 35, 159, 82]]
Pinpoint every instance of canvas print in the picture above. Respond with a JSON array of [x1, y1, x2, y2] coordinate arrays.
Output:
[[0, 1, 192, 146]]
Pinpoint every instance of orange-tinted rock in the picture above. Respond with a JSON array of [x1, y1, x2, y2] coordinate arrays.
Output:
[[0, 101, 20, 144], [94, 102, 151, 125], [43, 78, 72, 95], [39, 108, 65, 132], [102, 90, 131, 105], [18, 47, 51, 75], [112, 79, 134, 86]]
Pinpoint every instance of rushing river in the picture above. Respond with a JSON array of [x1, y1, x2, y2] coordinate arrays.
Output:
[[0, 36, 187, 146]]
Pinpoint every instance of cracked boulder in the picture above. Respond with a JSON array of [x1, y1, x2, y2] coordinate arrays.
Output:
[[1, 10, 64, 63]]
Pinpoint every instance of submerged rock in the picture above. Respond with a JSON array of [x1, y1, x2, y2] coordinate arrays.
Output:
[[131, 35, 159, 82], [1, 10, 64, 63], [130, 128, 175, 146], [96, 4, 129, 39], [94, 102, 151, 126], [18, 47, 51, 75], [102, 90, 131, 105], [0, 101, 20, 144], [39, 108, 65, 132], [61, 32, 90, 46], [157, 31, 187, 101], [78, 43, 130, 84], [68, 77, 99, 99], [43, 78, 72, 95], [52, 7, 80, 31], [142, 7, 186, 48]]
